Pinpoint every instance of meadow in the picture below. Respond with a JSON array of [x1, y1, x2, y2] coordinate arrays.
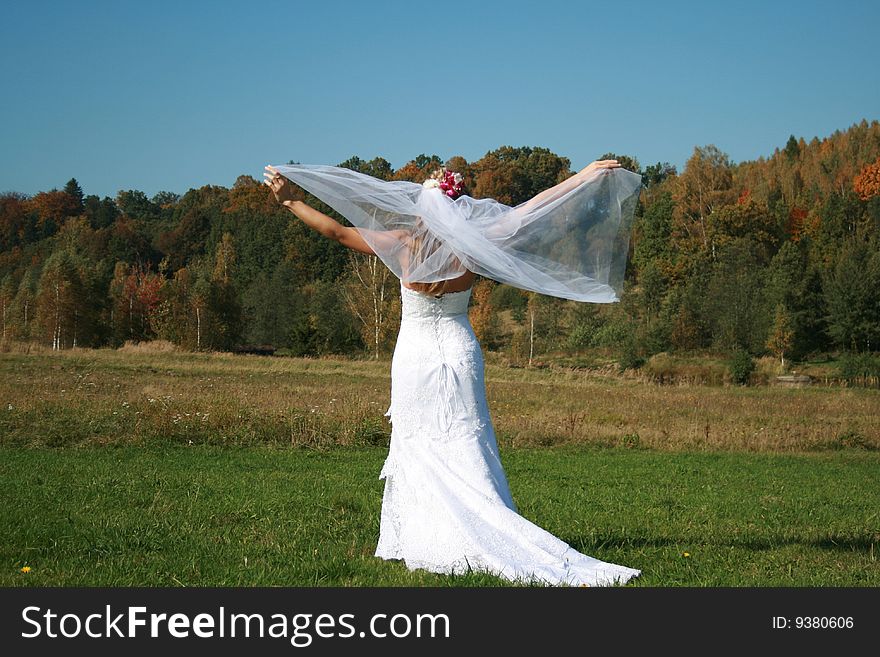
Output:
[[1, 345, 878, 586]]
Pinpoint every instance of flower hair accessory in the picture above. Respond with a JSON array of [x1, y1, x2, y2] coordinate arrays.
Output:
[[423, 167, 465, 199]]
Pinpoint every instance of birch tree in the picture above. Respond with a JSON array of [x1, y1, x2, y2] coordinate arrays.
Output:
[[341, 252, 399, 359]]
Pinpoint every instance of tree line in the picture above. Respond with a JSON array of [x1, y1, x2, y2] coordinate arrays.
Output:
[[1, 119, 879, 368]]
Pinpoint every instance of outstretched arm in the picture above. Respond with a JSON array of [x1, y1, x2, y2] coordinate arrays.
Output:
[[480, 159, 623, 240], [264, 165, 376, 255], [287, 200, 378, 255], [517, 159, 622, 215]]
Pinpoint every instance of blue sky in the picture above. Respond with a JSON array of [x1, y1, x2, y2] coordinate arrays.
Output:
[[1, 0, 877, 199]]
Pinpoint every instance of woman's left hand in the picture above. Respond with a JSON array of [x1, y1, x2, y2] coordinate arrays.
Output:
[[263, 165, 296, 205], [579, 159, 621, 179]]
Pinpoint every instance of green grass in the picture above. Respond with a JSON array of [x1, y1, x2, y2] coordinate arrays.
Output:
[[2, 347, 878, 586], [3, 444, 877, 587]]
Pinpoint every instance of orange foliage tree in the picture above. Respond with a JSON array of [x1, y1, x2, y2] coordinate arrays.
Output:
[[469, 278, 500, 348], [853, 156, 880, 201], [27, 190, 80, 228]]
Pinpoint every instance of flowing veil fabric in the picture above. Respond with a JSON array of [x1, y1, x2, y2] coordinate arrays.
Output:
[[272, 164, 643, 302], [272, 163, 643, 585]]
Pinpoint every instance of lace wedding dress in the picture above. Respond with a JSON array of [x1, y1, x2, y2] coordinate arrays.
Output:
[[375, 281, 642, 587]]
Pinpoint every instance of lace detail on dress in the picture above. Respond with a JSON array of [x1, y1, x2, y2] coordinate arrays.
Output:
[[385, 284, 483, 443]]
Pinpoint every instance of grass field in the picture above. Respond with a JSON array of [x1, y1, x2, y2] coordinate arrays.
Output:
[[2, 347, 878, 586]]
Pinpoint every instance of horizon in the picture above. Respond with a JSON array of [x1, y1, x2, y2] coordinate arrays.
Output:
[[7, 120, 878, 201]]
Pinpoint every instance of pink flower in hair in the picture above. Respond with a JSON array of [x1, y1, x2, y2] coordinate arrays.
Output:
[[424, 167, 465, 200]]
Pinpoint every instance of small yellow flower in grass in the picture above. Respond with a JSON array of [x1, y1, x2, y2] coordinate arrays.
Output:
[[21, 566, 31, 573], [683, 552, 690, 558]]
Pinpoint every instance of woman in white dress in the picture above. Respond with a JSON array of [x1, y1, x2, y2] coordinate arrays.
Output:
[[264, 160, 642, 587]]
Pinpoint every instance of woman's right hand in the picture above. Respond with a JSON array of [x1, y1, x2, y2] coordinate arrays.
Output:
[[263, 165, 297, 205]]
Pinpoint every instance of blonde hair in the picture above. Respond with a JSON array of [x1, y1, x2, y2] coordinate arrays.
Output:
[[405, 219, 460, 296]]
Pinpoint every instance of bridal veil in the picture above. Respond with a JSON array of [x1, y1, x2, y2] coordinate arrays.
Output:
[[271, 163, 643, 303]]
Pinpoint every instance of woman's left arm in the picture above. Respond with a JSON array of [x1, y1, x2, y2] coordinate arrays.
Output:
[[518, 159, 621, 213], [481, 159, 622, 240]]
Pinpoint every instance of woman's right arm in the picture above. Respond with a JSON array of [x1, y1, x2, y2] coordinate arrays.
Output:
[[265, 165, 376, 255]]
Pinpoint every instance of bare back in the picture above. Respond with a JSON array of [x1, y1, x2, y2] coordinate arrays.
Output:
[[395, 226, 476, 295], [402, 269, 476, 296]]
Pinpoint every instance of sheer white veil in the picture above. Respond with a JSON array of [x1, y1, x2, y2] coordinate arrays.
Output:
[[272, 163, 643, 302]]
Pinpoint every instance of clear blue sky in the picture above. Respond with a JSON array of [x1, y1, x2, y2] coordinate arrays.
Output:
[[2, 0, 877, 200]]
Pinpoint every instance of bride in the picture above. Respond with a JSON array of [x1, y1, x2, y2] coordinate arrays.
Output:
[[264, 159, 642, 587]]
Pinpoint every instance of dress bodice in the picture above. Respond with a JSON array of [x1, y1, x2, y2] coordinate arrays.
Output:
[[400, 281, 472, 321]]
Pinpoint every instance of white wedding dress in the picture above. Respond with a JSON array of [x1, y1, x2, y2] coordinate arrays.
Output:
[[375, 281, 642, 587]]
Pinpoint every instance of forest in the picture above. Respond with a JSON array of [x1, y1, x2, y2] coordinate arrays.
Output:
[[2, 119, 880, 374]]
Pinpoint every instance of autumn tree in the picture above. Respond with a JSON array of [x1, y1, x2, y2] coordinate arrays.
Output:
[[3, 124, 879, 357], [766, 303, 794, 369], [471, 146, 571, 205], [469, 278, 501, 349], [108, 261, 164, 345], [786, 206, 808, 242], [672, 145, 737, 256], [853, 156, 880, 201], [212, 232, 236, 284], [706, 198, 781, 266], [10, 267, 39, 341], [35, 251, 86, 349], [0, 192, 34, 249], [152, 265, 192, 347], [392, 154, 444, 182], [341, 251, 399, 358], [28, 189, 80, 236], [157, 185, 229, 271], [208, 233, 243, 350]]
